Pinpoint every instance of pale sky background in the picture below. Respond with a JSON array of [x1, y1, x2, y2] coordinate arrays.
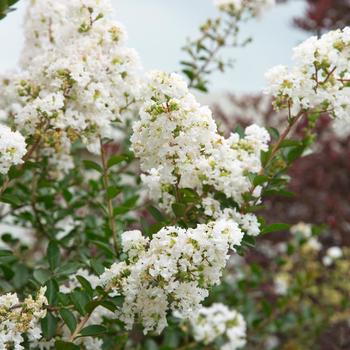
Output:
[[0, 0, 308, 93]]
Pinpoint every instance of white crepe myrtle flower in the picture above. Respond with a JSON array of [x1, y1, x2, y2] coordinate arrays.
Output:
[[265, 27, 350, 138], [0, 0, 142, 178], [216, 208, 261, 237], [274, 273, 289, 295], [290, 222, 312, 238], [132, 70, 269, 220], [0, 124, 26, 174], [214, 0, 275, 16], [322, 246, 343, 266], [98, 220, 244, 334], [305, 237, 322, 252], [190, 303, 246, 350], [265, 335, 280, 349], [121, 230, 150, 260], [30, 338, 56, 350], [0, 287, 48, 350], [332, 116, 350, 139], [290, 223, 322, 251]]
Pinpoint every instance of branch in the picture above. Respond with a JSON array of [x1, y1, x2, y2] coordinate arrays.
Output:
[[99, 138, 119, 254], [241, 110, 305, 213]]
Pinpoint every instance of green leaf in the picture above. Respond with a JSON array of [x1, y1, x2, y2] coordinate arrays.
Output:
[[253, 175, 269, 187], [0, 249, 17, 264], [261, 150, 271, 167], [62, 189, 73, 202], [267, 127, 280, 140], [145, 339, 159, 350], [179, 188, 200, 203], [12, 263, 29, 289], [59, 309, 77, 333], [56, 262, 80, 276], [0, 0, 20, 20], [149, 222, 166, 235], [234, 125, 245, 138], [193, 82, 208, 92], [285, 145, 305, 163], [113, 206, 130, 215], [0, 194, 22, 206], [85, 299, 117, 314], [47, 242, 60, 270], [79, 324, 107, 337], [55, 341, 80, 350], [41, 312, 58, 339], [107, 154, 128, 168], [106, 186, 122, 200], [163, 327, 181, 348], [85, 299, 104, 314], [8, 166, 24, 180], [148, 206, 165, 222], [0, 249, 13, 256], [90, 259, 105, 275], [70, 290, 90, 315], [76, 275, 93, 297], [113, 195, 138, 216], [242, 235, 256, 247], [172, 203, 186, 218], [90, 240, 115, 257], [33, 268, 51, 284], [182, 69, 195, 81], [122, 195, 138, 208], [83, 160, 102, 173], [262, 223, 291, 234], [46, 279, 59, 305]]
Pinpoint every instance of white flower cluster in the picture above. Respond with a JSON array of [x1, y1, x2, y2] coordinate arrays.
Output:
[[273, 273, 289, 295], [0, 124, 26, 174], [132, 71, 270, 220], [0, 0, 142, 173], [290, 222, 312, 238], [265, 28, 350, 134], [322, 246, 343, 266], [190, 303, 246, 350], [98, 220, 244, 334], [0, 287, 47, 350], [214, 0, 275, 16], [290, 222, 322, 251]]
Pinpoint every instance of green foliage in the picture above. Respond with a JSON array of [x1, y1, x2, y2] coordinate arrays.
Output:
[[0, 3, 343, 349], [0, 0, 20, 20], [181, 11, 252, 92], [0, 121, 314, 348]]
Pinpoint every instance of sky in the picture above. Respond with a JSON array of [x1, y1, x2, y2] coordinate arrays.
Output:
[[0, 0, 309, 93]]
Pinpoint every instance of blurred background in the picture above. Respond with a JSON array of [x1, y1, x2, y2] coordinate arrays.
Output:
[[0, 0, 307, 92], [1, 1, 350, 349]]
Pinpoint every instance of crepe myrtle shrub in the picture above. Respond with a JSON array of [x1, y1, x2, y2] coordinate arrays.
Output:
[[213, 93, 350, 242], [204, 223, 350, 350], [0, 0, 349, 349]]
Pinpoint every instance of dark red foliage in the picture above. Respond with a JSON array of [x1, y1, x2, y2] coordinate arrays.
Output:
[[213, 94, 350, 245], [292, 0, 350, 34], [264, 132, 350, 245]]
